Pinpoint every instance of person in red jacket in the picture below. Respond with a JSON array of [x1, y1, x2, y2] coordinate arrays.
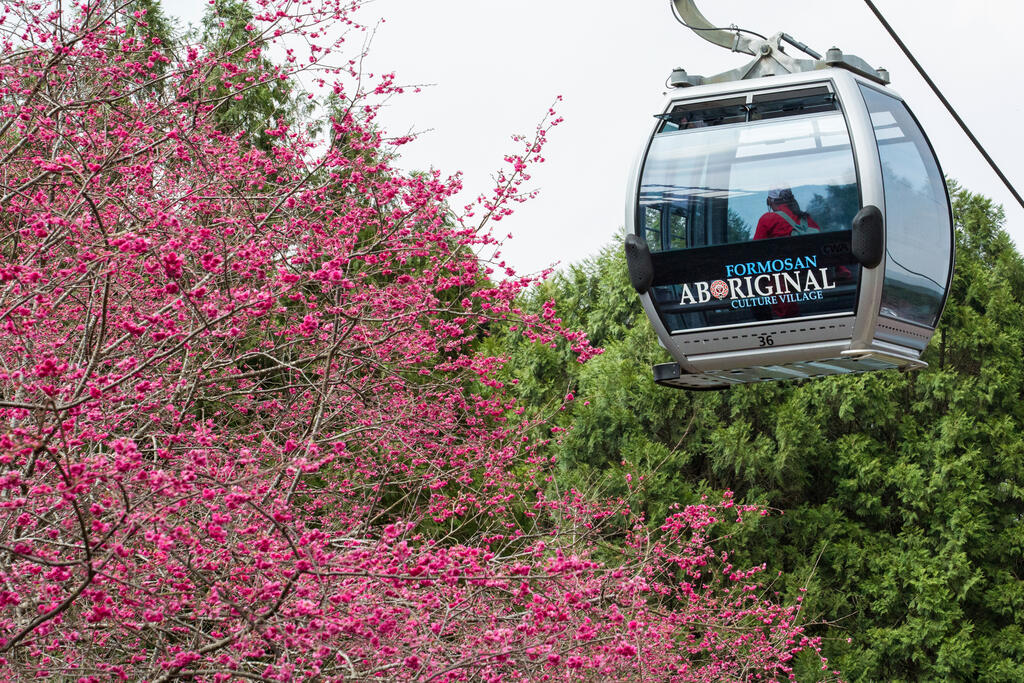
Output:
[[753, 188, 820, 240], [754, 188, 821, 319]]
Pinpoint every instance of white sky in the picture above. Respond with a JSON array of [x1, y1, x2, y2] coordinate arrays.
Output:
[[166, 0, 1024, 276]]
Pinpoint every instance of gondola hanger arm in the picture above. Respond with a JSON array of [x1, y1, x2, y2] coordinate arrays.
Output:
[[670, 0, 758, 55], [669, 0, 888, 86]]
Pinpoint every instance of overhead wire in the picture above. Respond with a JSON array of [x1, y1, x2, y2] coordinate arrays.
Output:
[[862, 0, 1024, 212]]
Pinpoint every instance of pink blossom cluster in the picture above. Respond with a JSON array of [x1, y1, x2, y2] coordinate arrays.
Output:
[[0, 1, 836, 680]]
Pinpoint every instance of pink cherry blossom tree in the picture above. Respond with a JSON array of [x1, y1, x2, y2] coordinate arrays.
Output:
[[0, 0, 838, 680]]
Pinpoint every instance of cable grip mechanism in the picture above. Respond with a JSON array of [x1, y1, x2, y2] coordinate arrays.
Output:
[[669, 0, 889, 86]]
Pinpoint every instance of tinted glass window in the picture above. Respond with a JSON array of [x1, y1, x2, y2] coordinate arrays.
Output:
[[639, 110, 859, 252], [859, 85, 951, 328], [749, 88, 836, 120], [658, 97, 748, 132], [637, 97, 861, 332]]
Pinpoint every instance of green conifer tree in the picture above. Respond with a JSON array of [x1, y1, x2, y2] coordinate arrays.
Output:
[[491, 185, 1024, 680]]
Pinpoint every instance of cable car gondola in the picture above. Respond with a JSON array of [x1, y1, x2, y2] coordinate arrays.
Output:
[[624, 1, 954, 389]]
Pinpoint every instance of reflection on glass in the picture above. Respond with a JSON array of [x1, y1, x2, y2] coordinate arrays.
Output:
[[859, 85, 951, 329], [639, 110, 859, 252], [637, 101, 861, 332]]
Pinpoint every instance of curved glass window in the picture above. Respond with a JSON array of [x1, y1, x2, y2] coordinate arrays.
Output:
[[859, 85, 951, 328], [637, 89, 861, 333]]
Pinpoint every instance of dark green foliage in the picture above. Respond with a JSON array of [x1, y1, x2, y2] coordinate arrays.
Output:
[[728, 208, 752, 242], [198, 0, 306, 149], [126, 0, 177, 48], [492, 185, 1024, 680], [806, 183, 860, 232]]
